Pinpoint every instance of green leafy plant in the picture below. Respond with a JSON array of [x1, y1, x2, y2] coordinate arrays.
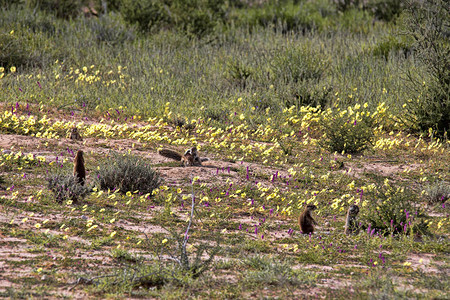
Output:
[[94, 152, 162, 194], [402, 0, 450, 136], [89, 13, 135, 46], [270, 45, 325, 85], [27, 0, 84, 19], [424, 181, 450, 204], [319, 106, 376, 154], [372, 35, 413, 59], [225, 60, 252, 89], [120, 0, 226, 37], [362, 182, 428, 236]]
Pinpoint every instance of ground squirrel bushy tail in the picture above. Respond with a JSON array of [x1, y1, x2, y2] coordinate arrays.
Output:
[[158, 149, 183, 161]]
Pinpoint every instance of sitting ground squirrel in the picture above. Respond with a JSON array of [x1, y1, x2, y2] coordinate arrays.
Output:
[[345, 204, 360, 235], [158, 147, 208, 167], [73, 150, 86, 186], [299, 204, 318, 234], [70, 127, 83, 141]]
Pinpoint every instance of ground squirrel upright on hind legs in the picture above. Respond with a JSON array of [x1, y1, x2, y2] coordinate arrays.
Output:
[[73, 150, 86, 186], [299, 204, 318, 234], [345, 205, 360, 235], [70, 127, 83, 141]]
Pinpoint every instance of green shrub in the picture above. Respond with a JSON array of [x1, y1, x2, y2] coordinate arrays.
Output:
[[334, 0, 404, 22], [120, 0, 226, 37], [270, 45, 325, 84], [424, 181, 450, 204], [333, 0, 362, 12], [372, 35, 413, 59], [27, 0, 84, 19], [403, 0, 450, 136], [235, 0, 333, 34], [1, 0, 23, 10], [94, 153, 162, 194], [362, 182, 428, 236], [365, 0, 404, 22], [89, 13, 135, 45], [318, 105, 376, 154], [225, 60, 252, 89], [0, 31, 38, 70], [47, 173, 91, 203]]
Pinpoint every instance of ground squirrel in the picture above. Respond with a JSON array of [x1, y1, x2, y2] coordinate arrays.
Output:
[[344, 204, 360, 235], [70, 127, 83, 141], [158, 147, 208, 167], [73, 150, 86, 186], [299, 204, 318, 234]]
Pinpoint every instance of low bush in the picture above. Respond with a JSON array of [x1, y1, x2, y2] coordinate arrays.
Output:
[[89, 13, 135, 45], [94, 153, 162, 194], [47, 173, 91, 203], [27, 0, 83, 19], [270, 45, 325, 84], [318, 104, 376, 154], [0, 31, 39, 70], [403, 0, 450, 136], [424, 181, 450, 204], [362, 182, 428, 236], [372, 35, 413, 59], [120, 0, 226, 37]]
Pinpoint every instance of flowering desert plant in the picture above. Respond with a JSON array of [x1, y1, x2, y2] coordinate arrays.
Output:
[[362, 182, 428, 236], [318, 104, 377, 154]]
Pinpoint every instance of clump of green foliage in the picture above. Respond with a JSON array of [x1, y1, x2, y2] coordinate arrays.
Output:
[[47, 172, 90, 203], [0, 31, 40, 70], [120, 0, 226, 37], [88, 13, 135, 46], [372, 35, 413, 59], [424, 181, 450, 204], [27, 0, 84, 19], [402, 0, 449, 136], [362, 183, 428, 236], [319, 107, 376, 154], [94, 153, 162, 194]]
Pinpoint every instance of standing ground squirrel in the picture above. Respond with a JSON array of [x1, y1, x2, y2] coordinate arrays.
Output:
[[70, 127, 83, 141], [299, 204, 318, 234], [73, 150, 86, 186], [158, 147, 208, 167], [345, 205, 360, 235]]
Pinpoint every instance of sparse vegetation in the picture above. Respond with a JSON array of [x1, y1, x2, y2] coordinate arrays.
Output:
[[94, 153, 162, 194], [0, 0, 448, 298], [46, 172, 91, 203]]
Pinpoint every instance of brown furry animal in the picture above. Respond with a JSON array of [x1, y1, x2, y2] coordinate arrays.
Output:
[[70, 127, 83, 141], [158, 147, 208, 167], [299, 204, 318, 234], [345, 205, 360, 235], [73, 150, 86, 186]]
